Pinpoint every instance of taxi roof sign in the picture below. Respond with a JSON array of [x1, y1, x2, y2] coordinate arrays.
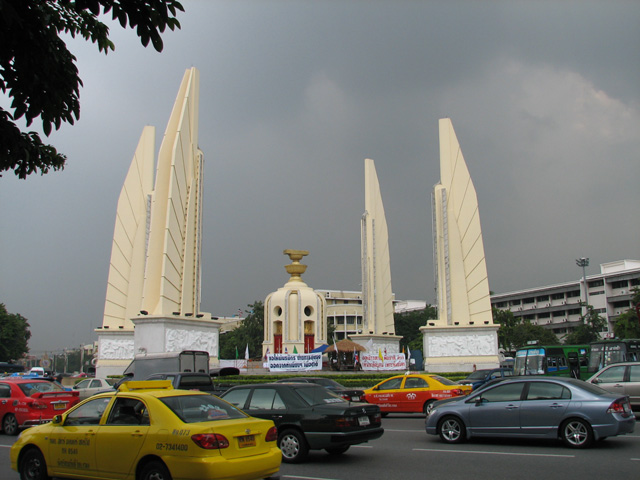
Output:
[[117, 380, 174, 392]]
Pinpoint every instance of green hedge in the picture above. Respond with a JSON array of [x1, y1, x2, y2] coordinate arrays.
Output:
[[212, 372, 470, 389]]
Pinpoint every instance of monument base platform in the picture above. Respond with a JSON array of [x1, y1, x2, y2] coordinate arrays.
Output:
[[420, 324, 500, 373], [350, 333, 402, 354], [95, 315, 222, 378]]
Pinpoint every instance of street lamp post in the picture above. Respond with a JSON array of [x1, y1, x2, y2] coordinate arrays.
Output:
[[575, 257, 590, 322]]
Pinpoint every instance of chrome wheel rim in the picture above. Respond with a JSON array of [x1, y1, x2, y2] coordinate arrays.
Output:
[[441, 419, 461, 442], [280, 434, 301, 459], [564, 421, 588, 446], [4, 415, 17, 435]]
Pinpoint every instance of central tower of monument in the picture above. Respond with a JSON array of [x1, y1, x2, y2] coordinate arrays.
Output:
[[420, 118, 499, 372], [351, 158, 401, 354]]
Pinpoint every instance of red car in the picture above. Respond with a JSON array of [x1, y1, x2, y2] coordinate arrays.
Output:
[[0, 378, 80, 435]]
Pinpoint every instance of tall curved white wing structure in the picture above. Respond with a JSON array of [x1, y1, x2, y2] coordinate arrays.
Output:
[[142, 67, 204, 316], [102, 126, 155, 329], [361, 158, 395, 335], [433, 118, 493, 326]]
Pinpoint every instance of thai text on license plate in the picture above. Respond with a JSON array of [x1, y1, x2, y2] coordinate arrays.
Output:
[[237, 435, 256, 448], [53, 402, 67, 410], [358, 416, 370, 426]]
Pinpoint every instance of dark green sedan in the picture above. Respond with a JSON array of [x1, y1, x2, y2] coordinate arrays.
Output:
[[220, 383, 384, 463]]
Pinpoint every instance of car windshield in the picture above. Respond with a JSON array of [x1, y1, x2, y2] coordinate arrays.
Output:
[[19, 381, 65, 395], [463, 370, 491, 380], [294, 386, 347, 406], [309, 378, 342, 388], [161, 394, 248, 423], [430, 375, 459, 386]]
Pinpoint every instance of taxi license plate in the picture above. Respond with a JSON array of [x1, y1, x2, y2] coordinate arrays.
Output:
[[237, 435, 256, 448], [53, 402, 67, 410], [358, 416, 370, 426], [352, 396, 360, 401]]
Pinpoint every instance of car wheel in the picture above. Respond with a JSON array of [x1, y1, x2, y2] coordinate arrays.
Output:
[[423, 400, 435, 416], [325, 445, 350, 455], [3, 413, 19, 436], [278, 429, 309, 463], [560, 418, 593, 449], [139, 460, 173, 480], [19, 448, 50, 480], [438, 416, 466, 444]]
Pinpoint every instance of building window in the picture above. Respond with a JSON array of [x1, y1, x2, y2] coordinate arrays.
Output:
[[588, 279, 604, 288], [551, 293, 564, 300], [567, 291, 581, 298], [612, 301, 631, 309], [611, 280, 628, 289]]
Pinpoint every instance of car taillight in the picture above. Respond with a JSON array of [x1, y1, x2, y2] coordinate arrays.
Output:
[[191, 433, 229, 449], [451, 389, 463, 396], [335, 416, 358, 428], [372, 412, 381, 422], [607, 399, 627, 414], [265, 426, 278, 442]]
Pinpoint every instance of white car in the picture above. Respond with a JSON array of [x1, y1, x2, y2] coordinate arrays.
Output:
[[72, 377, 116, 399]]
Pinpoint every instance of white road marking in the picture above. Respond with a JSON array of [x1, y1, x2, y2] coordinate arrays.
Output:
[[414, 448, 575, 458]]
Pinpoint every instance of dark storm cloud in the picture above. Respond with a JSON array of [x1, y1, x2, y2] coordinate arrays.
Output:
[[1, 1, 638, 353]]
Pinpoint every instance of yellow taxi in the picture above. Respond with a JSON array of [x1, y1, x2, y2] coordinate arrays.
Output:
[[363, 373, 472, 415], [11, 380, 281, 480]]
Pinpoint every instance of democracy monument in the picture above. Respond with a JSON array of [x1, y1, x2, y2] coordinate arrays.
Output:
[[94, 67, 498, 375]]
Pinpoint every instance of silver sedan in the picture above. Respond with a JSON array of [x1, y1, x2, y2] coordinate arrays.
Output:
[[426, 377, 635, 448]]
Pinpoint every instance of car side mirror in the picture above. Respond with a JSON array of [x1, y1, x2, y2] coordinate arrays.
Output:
[[52, 415, 62, 425], [372, 386, 378, 391], [473, 396, 485, 405], [591, 378, 600, 384]]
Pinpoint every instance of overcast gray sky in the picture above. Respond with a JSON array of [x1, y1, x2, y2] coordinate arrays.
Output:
[[2, 1, 639, 355]]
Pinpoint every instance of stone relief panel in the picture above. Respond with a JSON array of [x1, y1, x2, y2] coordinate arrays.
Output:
[[166, 328, 218, 354], [100, 338, 135, 359], [428, 333, 497, 357]]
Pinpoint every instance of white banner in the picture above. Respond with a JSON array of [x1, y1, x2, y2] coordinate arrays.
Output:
[[361, 353, 407, 371], [266, 353, 323, 372]]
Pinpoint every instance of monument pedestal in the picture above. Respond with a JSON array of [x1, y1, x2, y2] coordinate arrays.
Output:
[[420, 325, 500, 373], [351, 333, 402, 355], [95, 314, 222, 378], [95, 328, 135, 378]]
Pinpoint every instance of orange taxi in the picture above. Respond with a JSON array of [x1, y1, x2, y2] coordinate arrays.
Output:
[[363, 373, 471, 415]]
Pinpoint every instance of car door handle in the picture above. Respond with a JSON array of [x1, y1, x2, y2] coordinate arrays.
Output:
[[549, 403, 564, 408], [271, 415, 283, 420], [505, 404, 519, 410]]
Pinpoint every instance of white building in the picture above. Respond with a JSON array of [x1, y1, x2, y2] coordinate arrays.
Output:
[[491, 260, 640, 339]]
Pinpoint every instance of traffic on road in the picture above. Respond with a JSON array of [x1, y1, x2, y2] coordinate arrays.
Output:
[[2, 413, 639, 480]]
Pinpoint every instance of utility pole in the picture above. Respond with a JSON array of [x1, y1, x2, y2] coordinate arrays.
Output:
[[575, 257, 590, 321]]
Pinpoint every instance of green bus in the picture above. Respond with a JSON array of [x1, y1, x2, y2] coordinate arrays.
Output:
[[514, 345, 590, 380], [588, 339, 640, 374]]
